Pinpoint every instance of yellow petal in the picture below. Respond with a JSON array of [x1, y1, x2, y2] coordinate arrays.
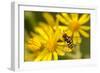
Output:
[[35, 27, 48, 40], [65, 30, 73, 36], [80, 26, 90, 30], [27, 37, 41, 51], [56, 17, 59, 26], [27, 38, 33, 44], [42, 52, 49, 61], [34, 35, 46, 44], [58, 25, 68, 31], [79, 14, 90, 25], [73, 32, 81, 44], [73, 31, 80, 37], [53, 52, 58, 60], [48, 25, 54, 36], [43, 13, 55, 26], [79, 29, 89, 38], [54, 28, 62, 41], [70, 13, 78, 21], [56, 14, 69, 25], [56, 48, 65, 56], [39, 23, 53, 37], [61, 13, 72, 23], [32, 37, 41, 46], [27, 44, 40, 51], [34, 55, 43, 61], [34, 50, 47, 61], [57, 42, 66, 46], [47, 52, 52, 61], [40, 24, 54, 38], [42, 55, 48, 61], [63, 47, 72, 52]]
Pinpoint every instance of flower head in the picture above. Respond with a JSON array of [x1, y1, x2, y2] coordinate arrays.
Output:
[[56, 13, 90, 44], [25, 24, 72, 61]]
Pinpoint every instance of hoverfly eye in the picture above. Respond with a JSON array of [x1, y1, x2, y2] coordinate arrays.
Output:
[[63, 34, 67, 38]]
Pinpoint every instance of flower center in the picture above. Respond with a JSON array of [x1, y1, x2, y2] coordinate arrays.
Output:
[[46, 37, 56, 52], [70, 20, 80, 32]]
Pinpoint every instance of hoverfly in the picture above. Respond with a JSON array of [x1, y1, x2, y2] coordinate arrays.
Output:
[[62, 33, 74, 49]]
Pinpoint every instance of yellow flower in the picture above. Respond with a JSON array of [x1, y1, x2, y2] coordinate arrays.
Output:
[[26, 24, 72, 61], [56, 13, 90, 44], [42, 12, 59, 30]]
